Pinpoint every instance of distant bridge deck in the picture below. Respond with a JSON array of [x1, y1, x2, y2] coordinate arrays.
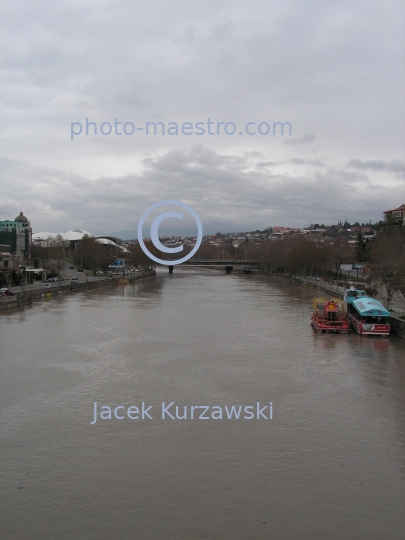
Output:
[[179, 260, 262, 266]]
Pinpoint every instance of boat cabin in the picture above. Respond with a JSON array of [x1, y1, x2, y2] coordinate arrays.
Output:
[[311, 297, 350, 333], [345, 293, 390, 336], [344, 287, 368, 305], [313, 298, 343, 320]]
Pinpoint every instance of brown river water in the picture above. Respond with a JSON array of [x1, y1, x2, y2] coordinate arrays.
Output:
[[1, 267, 405, 540]]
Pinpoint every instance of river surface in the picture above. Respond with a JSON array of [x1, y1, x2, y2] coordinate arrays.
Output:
[[1, 268, 405, 540]]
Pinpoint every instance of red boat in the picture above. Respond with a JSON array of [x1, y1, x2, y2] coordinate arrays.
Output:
[[311, 297, 351, 333]]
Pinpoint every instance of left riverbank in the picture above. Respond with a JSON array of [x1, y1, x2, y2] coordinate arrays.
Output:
[[0, 269, 156, 311]]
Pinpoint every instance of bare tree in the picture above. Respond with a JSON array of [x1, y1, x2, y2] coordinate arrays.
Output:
[[127, 240, 163, 266], [73, 235, 115, 272], [329, 238, 355, 277], [49, 234, 65, 280], [370, 236, 405, 308], [32, 239, 52, 281]]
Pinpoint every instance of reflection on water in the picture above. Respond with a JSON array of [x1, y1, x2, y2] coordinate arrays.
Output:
[[0, 268, 404, 540]]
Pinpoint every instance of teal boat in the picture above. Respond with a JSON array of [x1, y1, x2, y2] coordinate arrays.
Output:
[[344, 287, 390, 336]]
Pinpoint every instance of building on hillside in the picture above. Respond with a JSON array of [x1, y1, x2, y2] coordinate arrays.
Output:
[[300, 228, 325, 236], [272, 227, 301, 235], [383, 204, 405, 225]]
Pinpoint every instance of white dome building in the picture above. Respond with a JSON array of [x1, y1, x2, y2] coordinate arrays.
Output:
[[32, 229, 127, 252], [96, 237, 130, 253], [65, 229, 93, 241], [32, 232, 66, 242], [33, 229, 93, 245]]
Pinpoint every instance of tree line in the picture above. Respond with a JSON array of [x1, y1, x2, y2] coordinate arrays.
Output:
[[31, 228, 405, 308]]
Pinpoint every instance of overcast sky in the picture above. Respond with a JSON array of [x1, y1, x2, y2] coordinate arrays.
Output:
[[1, 0, 404, 236]]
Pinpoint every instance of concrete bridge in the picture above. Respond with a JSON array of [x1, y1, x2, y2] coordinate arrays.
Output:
[[181, 259, 262, 266], [165, 260, 262, 274]]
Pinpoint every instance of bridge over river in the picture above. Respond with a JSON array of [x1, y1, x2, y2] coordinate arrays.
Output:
[[164, 259, 262, 274], [181, 259, 261, 266]]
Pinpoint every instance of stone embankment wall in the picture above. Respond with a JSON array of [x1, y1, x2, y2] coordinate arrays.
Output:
[[289, 275, 346, 299], [0, 270, 156, 312], [389, 315, 405, 339]]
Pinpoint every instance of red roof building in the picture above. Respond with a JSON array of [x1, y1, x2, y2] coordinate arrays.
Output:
[[383, 204, 405, 225]]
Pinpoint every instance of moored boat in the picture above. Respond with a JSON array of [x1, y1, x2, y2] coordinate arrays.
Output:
[[311, 297, 351, 333], [344, 287, 390, 336], [243, 267, 259, 274]]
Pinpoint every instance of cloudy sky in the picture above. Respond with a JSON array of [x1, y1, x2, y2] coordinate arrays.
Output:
[[1, 0, 404, 237]]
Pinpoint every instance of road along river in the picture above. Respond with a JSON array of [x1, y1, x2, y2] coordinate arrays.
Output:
[[1, 267, 404, 539]]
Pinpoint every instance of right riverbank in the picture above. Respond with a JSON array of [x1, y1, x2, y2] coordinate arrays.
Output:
[[280, 273, 405, 340]]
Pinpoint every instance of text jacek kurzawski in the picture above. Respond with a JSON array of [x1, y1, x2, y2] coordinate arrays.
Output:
[[91, 402, 273, 424]]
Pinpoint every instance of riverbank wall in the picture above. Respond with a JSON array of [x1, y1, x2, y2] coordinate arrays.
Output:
[[289, 274, 346, 299], [389, 315, 405, 339], [0, 270, 156, 312]]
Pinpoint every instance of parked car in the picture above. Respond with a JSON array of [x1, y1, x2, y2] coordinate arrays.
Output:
[[19, 280, 28, 285], [44, 283, 51, 289], [107, 273, 113, 277], [71, 276, 78, 281], [78, 267, 84, 272], [70, 265, 74, 269], [0, 287, 13, 296]]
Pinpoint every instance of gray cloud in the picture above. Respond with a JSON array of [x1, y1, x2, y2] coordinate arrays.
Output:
[[0, 0, 404, 233], [347, 159, 405, 174], [288, 158, 324, 167], [1, 146, 403, 235], [284, 133, 316, 145]]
